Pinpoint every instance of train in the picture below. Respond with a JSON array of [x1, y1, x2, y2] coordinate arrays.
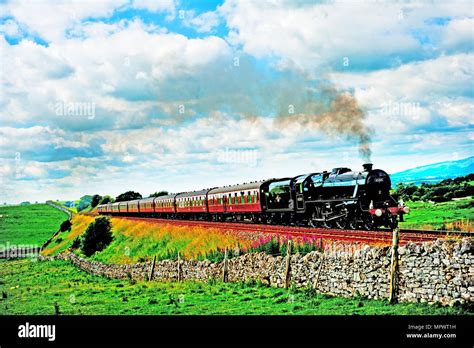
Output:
[[97, 163, 410, 230]]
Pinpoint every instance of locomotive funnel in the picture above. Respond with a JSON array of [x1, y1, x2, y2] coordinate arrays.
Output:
[[363, 163, 373, 172]]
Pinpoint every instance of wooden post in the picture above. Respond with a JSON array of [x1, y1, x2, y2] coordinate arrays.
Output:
[[313, 252, 326, 290], [284, 240, 292, 289], [148, 255, 156, 281], [222, 248, 229, 282], [389, 228, 400, 304], [177, 252, 182, 282]]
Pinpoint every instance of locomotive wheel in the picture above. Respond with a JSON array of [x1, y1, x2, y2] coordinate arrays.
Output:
[[363, 216, 375, 231], [347, 218, 358, 230], [309, 212, 319, 228], [334, 216, 347, 229], [322, 220, 333, 229]]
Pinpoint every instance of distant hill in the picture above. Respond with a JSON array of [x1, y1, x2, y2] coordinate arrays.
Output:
[[390, 156, 474, 185]]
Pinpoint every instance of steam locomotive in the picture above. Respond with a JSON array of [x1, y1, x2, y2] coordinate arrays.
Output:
[[97, 163, 409, 230]]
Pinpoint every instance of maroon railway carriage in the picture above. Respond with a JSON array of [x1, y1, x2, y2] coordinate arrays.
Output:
[[111, 202, 120, 214], [175, 190, 209, 217], [127, 200, 140, 214], [118, 201, 128, 214], [137, 197, 155, 214], [154, 194, 177, 215], [207, 181, 264, 221]]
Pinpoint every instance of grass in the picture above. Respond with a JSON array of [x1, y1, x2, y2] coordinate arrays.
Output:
[[1, 259, 470, 315], [41, 216, 326, 263], [400, 198, 474, 231], [0, 204, 69, 249], [41, 215, 254, 263]]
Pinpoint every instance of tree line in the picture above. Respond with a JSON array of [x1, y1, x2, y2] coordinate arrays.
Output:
[[393, 173, 474, 203], [66, 190, 169, 212]]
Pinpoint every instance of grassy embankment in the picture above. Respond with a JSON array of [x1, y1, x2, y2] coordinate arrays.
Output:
[[0, 204, 68, 249], [400, 198, 473, 231], [1, 259, 470, 315], [41, 215, 254, 263]]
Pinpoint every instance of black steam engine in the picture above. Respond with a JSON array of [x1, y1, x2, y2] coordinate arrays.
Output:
[[261, 163, 408, 229]]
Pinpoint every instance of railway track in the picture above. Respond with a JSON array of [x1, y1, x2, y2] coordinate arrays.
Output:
[[111, 216, 471, 245]]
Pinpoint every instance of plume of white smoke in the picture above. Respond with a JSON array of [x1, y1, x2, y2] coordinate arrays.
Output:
[[157, 55, 372, 160]]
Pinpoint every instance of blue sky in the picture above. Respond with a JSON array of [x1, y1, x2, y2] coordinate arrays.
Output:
[[0, 0, 473, 203]]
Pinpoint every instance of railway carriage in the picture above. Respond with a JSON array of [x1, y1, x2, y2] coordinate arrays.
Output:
[[154, 194, 177, 216], [138, 197, 155, 214], [175, 190, 209, 218], [127, 200, 140, 214], [208, 182, 263, 221], [118, 202, 128, 214], [111, 202, 120, 214]]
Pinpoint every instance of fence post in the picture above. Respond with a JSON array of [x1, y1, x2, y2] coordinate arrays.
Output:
[[222, 248, 229, 282], [177, 252, 182, 282], [389, 228, 400, 304], [284, 240, 292, 289], [148, 255, 156, 281], [313, 251, 326, 290]]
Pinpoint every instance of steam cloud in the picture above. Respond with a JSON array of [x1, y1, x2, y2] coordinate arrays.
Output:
[[274, 87, 372, 162], [158, 56, 372, 161]]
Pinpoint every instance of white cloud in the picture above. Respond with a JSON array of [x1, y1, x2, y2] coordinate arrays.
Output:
[[440, 18, 474, 52], [2, 0, 129, 42], [220, 0, 472, 70], [183, 10, 221, 33], [0, 18, 22, 38], [436, 98, 474, 127], [331, 53, 474, 131], [131, 0, 176, 14], [0, 20, 232, 131]]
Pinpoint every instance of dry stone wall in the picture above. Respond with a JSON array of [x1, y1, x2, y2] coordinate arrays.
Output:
[[39, 238, 473, 305], [46, 200, 72, 219]]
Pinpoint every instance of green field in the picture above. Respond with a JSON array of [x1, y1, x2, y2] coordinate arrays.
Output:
[[0, 259, 469, 315], [400, 198, 474, 231], [0, 204, 68, 248]]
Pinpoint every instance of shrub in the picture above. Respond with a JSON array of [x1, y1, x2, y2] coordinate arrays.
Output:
[[77, 195, 93, 212], [91, 194, 102, 208], [115, 191, 142, 202], [71, 237, 81, 250], [59, 220, 72, 232], [99, 195, 113, 204], [81, 217, 113, 256]]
